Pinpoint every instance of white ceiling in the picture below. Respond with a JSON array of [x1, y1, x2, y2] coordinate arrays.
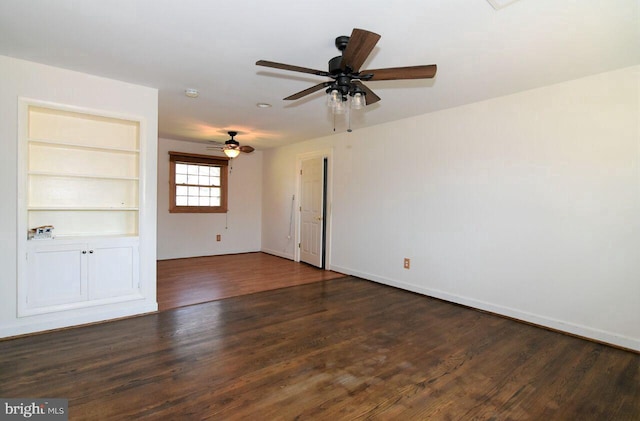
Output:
[[1, 0, 638, 149]]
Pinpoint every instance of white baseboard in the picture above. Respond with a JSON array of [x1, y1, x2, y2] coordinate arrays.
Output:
[[330, 265, 639, 352], [157, 248, 262, 261], [0, 303, 158, 339], [260, 248, 294, 260]]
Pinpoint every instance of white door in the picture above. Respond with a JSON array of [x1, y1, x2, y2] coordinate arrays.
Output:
[[300, 157, 324, 267]]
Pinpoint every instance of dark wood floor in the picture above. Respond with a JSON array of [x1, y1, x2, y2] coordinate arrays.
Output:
[[1, 277, 638, 420], [157, 252, 344, 310]]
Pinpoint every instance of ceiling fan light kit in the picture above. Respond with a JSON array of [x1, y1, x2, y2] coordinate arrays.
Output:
[[256, 28, 437, 127], [207, 131, 254, 158], [223, 131, 241, 158], [351, 91, 365, 110], [326, 78, 366, 114], [224, 147, 240, 159]]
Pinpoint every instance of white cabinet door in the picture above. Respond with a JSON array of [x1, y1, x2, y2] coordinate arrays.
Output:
[[21, 237, 140, 316], [88, 241, 139, 299], [26, 243, 88, 309]]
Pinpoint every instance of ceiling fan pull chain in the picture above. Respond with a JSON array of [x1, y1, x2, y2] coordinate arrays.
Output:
[[225, 165, 231, 229]]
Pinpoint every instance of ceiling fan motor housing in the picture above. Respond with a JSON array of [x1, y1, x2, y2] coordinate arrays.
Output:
[[225, 131, 240, 148], [328, 56, 343, 75], [328, 53, 356, 99], [336, 76, 353, 97]]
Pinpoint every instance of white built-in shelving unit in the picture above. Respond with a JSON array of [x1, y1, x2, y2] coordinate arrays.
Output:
[[18, 101, 144, 316], [26, 105, 140, 237]]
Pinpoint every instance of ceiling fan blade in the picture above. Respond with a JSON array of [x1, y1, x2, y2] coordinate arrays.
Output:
[[341, 28, 381, 72], [284, 82, 331, 100], [352, 81, 381, 105], [359, 64, 437, 81], [256, 60, 330, 77], [240, 145, 255, 153]]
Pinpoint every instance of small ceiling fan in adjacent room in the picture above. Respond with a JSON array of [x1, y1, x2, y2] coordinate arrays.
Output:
[[256, 28, 437, 116], [206, 131, 254, 158]]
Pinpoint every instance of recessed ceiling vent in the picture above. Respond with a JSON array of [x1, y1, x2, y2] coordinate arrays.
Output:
[[486, 0, 521, 10]]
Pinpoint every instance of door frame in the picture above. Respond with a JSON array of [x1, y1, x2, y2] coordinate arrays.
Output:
[[295, 149, 333, 270]]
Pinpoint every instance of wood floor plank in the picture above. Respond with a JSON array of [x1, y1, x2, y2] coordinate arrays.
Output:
[[156, 252, 344, 310], [1, 277, 638, 420]]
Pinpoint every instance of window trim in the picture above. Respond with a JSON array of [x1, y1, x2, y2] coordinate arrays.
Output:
[[168, 151, 229, 213]]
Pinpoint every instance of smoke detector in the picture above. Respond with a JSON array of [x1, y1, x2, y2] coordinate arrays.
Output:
[[184, 89, 199, 98]]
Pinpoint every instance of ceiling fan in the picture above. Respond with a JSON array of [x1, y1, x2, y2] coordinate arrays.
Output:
[[256, 28, 437, 112], [206, 131, 255, 158]]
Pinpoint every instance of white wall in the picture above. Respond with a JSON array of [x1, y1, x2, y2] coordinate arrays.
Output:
[[0, 56, 158, 337], [262, 65, 640, 351], [157, 137, 262, 260]]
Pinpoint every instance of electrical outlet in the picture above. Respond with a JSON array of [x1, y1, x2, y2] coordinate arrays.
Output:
[[404, 258, 410, 269], [216, 234, 221, 242]]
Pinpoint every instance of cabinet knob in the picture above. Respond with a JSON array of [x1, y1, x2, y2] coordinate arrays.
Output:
[[89, 250, 94, 254], [82, 251, 87, 254]]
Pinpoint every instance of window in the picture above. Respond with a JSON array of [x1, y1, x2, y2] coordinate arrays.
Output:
[[169, 151, 229, 213]]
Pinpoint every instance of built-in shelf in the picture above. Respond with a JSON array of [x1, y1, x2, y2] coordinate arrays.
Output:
[[17, 99, 147, 322], [28, 171, 139, 181], [26, 104, 141, 237], [28, 138, 140, 153], [28, 234, 138, 242], [28, 206, 139, 211]]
